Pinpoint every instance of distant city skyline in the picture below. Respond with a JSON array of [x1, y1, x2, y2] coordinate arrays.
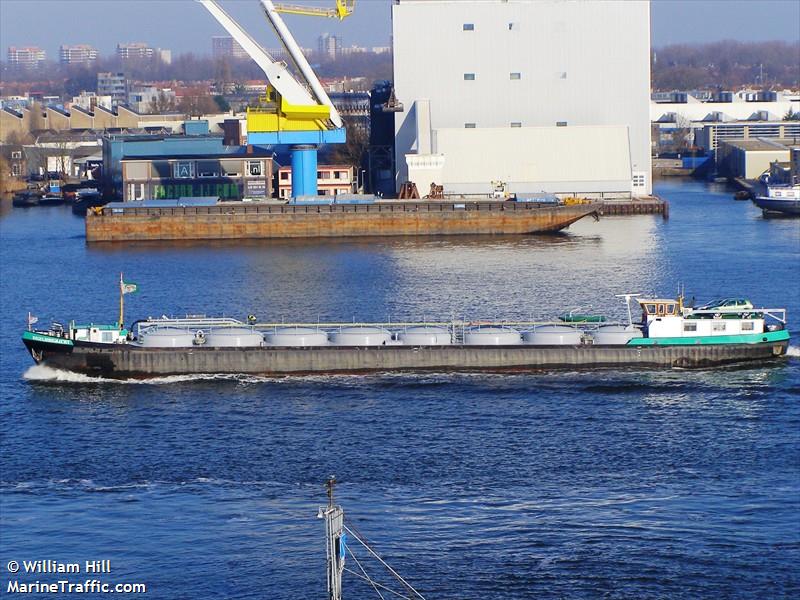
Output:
[[0, 0, 798, 61]]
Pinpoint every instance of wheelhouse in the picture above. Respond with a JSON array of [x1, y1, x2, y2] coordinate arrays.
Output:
[[638, 299, 679, 320]]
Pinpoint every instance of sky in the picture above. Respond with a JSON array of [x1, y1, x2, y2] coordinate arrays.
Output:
[[0, 0, 798, 59]]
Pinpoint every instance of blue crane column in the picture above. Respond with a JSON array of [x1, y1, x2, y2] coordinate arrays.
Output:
[[291, 145, 318, 197]]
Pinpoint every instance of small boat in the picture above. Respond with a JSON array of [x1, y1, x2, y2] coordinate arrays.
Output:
[[12, 190, 40, 208], [733, 190, 752, 201], [21, 283, 791, 378], [39, 193, 65, 206], [752, 184, 800, 216], [559, 312, 607, 323], [71, 189, 107, 216]]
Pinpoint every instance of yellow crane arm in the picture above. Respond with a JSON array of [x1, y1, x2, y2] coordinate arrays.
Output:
[[273, 0, 354, 20]]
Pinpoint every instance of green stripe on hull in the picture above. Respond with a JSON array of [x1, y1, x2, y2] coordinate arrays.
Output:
[[22, 331, 74, 346], [627, 330, 790, 346]]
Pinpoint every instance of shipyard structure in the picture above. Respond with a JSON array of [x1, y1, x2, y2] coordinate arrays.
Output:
[[392, 0, 652, 198]]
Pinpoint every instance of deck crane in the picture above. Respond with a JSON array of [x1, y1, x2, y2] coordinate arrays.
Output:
[[197, 0, 346, 197], [273, 0, 355, 20]]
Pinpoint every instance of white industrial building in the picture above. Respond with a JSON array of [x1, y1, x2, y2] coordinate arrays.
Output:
[[392, 0, 652, 197]]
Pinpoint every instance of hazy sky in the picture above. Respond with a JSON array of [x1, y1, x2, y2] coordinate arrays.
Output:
[[0, 0, 798, 58]]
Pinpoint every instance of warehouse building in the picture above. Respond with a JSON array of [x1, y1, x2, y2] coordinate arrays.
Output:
[[392, 0, 652, 197], [716, 139, 793, 180]]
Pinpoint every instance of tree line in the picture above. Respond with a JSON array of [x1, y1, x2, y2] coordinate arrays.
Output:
[[652, 40, 799, 90], [0, 52, 393, 99]]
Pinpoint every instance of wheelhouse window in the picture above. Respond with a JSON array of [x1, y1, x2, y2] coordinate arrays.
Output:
[[683, 323, 697, 332], [463, 23, 474, 31], [712, 322, 726, 332], [464, 73, 476, 81]]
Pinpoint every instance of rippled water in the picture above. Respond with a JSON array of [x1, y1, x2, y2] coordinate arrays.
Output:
[[1, 180, 798, 599]]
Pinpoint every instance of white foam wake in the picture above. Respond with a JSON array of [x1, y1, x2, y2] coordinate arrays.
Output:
[[786, 346, 800, 358], [22, 364, 377, 385], [23, 364, 242, 385]]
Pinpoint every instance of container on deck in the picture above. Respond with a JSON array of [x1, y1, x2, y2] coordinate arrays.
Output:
[[464, 327, 522, 346], [591, 325, 639, 345], [329, 326, 392, 346], [523, 325, 582, 345], [204, 327, 264, 347], [264, 327, 328, 347], [140, 327, 195, 348], [398, 326, 452, 345]]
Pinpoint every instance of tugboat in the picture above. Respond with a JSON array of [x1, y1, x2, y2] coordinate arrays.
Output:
[[21, 279, 791, 378], [752, 184, 800, 216]]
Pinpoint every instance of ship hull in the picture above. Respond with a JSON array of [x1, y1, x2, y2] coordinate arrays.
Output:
[[752, 197, 800, 216], [85, 201, 599, 242], [24, 336, 790, 379]]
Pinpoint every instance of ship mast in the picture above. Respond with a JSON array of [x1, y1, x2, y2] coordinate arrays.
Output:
[[319, 476, 345, 600]]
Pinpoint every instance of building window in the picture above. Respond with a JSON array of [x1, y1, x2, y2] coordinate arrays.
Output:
[[280, 171, 289, 181], [632, 172, 646, 189], [334, 171, 342, 179], [11, 151, 22, 159], [221, 160, 241, 177], [197, 160, 220, 178], [559, 72, 567, 79], [508, 22, 519, 31], [463, 23, 474, 31], [248, 161, 263, 177], [556, 121, 568, 127], [510, 72, 521, 80], [510, 122, 522, 128], [464, 73, 475, 81], [465, 123, 476, 129], [173, 161, 194, 179], [683, 323, 697, 332], [11, 164, 21, 176]]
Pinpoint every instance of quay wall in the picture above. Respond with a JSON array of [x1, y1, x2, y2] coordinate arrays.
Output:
[[84, 201, 599, 242]]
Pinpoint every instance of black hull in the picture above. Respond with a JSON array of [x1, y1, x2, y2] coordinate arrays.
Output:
[[24, 339, 790, 379], [752, 197, 800, 216]]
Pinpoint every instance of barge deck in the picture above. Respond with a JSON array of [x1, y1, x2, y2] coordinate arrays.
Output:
[[85, 200, 600, 242]]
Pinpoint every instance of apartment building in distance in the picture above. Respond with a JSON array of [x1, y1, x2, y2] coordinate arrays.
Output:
[[7, 46, 46, 70], [97, 72, 128, 106], [318, 34, 340, 61], [116, 43, 171, 64], [212, 36, 249, 60], [116, 42, 153, 61], [59, 44, 99, 66]]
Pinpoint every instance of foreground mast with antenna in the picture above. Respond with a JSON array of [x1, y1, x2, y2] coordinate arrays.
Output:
[[319, 476, 345, 600], [317, 477, 427, 600]]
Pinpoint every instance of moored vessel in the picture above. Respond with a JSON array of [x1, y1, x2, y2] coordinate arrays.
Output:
[[752, 184, 800, 216], [22, 286, 791, 378]]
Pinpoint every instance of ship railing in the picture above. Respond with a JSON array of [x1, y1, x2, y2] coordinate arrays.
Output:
[[252, 319, 629, 331], [686, 308, 787, 323], [94, 200, 584, 217]]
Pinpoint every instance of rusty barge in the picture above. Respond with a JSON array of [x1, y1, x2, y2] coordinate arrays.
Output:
[[84, 200, 600, 242]]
